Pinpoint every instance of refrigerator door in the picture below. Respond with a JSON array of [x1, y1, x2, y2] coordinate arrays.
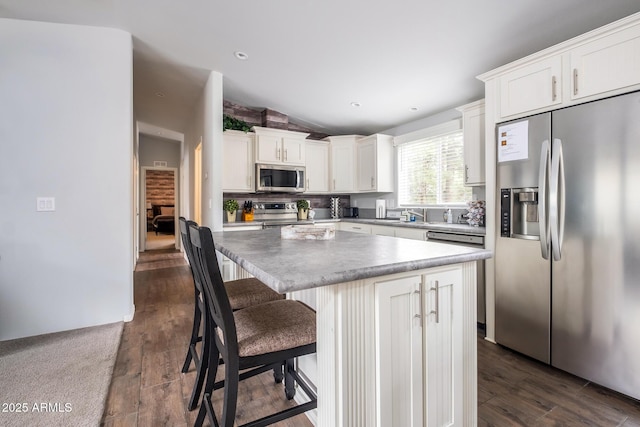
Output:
[[552, 91, 640, 400], [495, 113, 552, 363]]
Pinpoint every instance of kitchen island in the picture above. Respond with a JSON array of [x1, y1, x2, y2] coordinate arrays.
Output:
[[212, 228, 492, 427]]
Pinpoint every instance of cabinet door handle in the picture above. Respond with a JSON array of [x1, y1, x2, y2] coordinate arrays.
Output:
[[333, 179, 336, 190], [414, 287, 423, 326], [276, 147, 281, 160], [284, 149, 288, 161], [552, 75, 557, 101], [371, 177, 374, 188], [573, 69, 579, 96], [465, 164, 469, 183], [430, 280, 440, 323]]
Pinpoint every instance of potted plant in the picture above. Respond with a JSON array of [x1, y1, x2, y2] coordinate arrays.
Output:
[[296, 199, 310, 220], [224, 199, 239, 223]]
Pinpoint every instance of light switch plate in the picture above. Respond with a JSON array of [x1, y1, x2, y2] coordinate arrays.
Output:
[[36, 197, 55, 212]]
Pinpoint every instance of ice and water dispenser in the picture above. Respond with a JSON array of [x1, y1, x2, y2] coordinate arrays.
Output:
[[500, 188, 540, 239]]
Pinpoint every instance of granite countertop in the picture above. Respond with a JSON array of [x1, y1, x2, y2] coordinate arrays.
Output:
[[224, 218, 486, 235], [335, 218, 486, 235], [212, 228, 492, 293]]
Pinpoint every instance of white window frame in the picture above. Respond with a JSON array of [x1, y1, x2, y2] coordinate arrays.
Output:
[[394, 119, 471, 208]]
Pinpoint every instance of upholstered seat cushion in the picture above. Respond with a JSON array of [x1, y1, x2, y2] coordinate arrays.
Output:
[[225, 278, 284, 310], [233, 300, 316, 357]]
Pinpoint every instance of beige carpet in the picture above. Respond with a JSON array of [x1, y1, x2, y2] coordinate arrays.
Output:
[[146, 231, 176, 250], [0, 322, 123, 427]]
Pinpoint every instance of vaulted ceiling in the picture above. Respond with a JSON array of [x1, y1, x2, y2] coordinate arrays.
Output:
[[2, 1, 640, 135]]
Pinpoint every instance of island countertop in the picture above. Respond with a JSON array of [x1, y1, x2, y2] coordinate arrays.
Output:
[[212, 228, 492, 293]]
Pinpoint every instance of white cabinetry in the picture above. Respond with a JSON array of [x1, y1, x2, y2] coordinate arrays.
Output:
[[339, 222, 372, 234], [394, 227, 427, 241], [570, 24, 640, 100], [456, 100, 486, 186], [485, 14, 640, 122], [341, 222, 427, 240], [253, 126, 308, 165], [356, 134, 394, 193], [370, 224, 395, 236], [222, 130, 254, 192], [305, 140, 330, 193], [326, 135, 361, 193], [375, 265, 463, 426], [498, 56, 562, 119]]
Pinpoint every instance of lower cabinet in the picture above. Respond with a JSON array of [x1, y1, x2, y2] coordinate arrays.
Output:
[[341, 222, 427, 241], [339, 222, 372, 234], [370, 224, 395, 236], [375, 265, 463, 426]]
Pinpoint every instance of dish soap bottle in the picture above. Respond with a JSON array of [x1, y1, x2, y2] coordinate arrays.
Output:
[[446, 208, 453, 224]]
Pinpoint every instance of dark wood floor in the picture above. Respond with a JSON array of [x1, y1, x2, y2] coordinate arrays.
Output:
[[102, 249, 640, 426], [101, 249, 312, 427], [478, 332, 640, 426]]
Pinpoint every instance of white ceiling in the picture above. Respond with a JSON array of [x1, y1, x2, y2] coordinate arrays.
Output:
[[2, 1, 640, 136]]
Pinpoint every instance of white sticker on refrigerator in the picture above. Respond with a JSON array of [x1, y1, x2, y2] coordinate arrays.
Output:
[[498, 120, 529, 162]]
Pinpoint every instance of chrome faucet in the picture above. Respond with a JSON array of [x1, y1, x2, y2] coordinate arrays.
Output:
[[401, 209, 426, 222]]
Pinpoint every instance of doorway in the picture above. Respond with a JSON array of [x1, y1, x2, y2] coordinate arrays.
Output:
[[142, 167, 179, 251]]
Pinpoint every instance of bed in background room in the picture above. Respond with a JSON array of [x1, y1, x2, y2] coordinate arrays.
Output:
[[152, 205, 175, 235]]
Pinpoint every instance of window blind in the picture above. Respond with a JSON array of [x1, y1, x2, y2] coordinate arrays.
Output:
[[397, 130, 471, 205]]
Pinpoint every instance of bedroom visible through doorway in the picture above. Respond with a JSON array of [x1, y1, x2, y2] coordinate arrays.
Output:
[[144, 168, 177, 251]]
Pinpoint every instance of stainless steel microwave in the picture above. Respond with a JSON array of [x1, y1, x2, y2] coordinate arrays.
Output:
[[255, 163, 305, 193]]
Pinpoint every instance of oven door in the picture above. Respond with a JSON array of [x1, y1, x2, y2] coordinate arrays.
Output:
[[256, 164, 305, 193]]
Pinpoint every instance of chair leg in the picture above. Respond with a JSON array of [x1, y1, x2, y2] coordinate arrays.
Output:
[[181, 293, 202, 373], [187, 303, 208, 411], [284, 358, 296, 400], [194, 344, 220, 426], [196, 352, 239, 427], [273, 363, 284, 384]]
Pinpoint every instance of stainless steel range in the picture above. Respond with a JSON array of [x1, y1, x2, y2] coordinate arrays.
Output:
[[253, 202, 300, 228]]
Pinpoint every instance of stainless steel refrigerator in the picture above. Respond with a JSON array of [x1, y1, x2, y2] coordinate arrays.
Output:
[[495, 90, 640, 400]]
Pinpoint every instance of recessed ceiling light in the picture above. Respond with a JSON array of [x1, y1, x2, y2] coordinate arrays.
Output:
[[155, 91, 166, 98], [410, 107, 419, 112], [350, 102, 361, 108], [234, 51, 249, 60]]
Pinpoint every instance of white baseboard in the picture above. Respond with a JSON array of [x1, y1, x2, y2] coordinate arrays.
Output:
[[123, 304, 135, 322]]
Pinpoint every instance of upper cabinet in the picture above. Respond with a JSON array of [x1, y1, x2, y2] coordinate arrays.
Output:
[[326, 135, 361, 193], [456, 100, 485, 186], [570, 24, 640, 101], [356, 134, 394, 193], [498, 56, 562, 118], [480, 13, 640, 122], [305, 140, 330, 193], [222, 130, 254, 193], [253, 126, 309, 165]]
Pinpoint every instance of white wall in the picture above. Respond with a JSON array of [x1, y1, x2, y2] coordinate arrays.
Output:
[[0, 19, 134, 340], [184, 71, 224, 231]]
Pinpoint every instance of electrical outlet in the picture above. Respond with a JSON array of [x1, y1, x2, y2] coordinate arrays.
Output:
[[36, 197, 55, 212]]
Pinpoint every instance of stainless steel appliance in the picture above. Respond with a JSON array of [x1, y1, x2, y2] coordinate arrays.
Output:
[[426, 230, 486, 325], [255, 164, 305, 193], [495, 91, 640, 400], [253, 201, 301, 228]]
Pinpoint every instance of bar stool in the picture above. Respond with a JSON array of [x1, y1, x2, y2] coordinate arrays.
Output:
[[189, 224, 317, 427], [178, 218, 284, 411]]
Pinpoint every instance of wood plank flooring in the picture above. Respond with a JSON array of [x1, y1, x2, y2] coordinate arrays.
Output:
[[101, 249, 312, 427], [102, 249, 640, 426]]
